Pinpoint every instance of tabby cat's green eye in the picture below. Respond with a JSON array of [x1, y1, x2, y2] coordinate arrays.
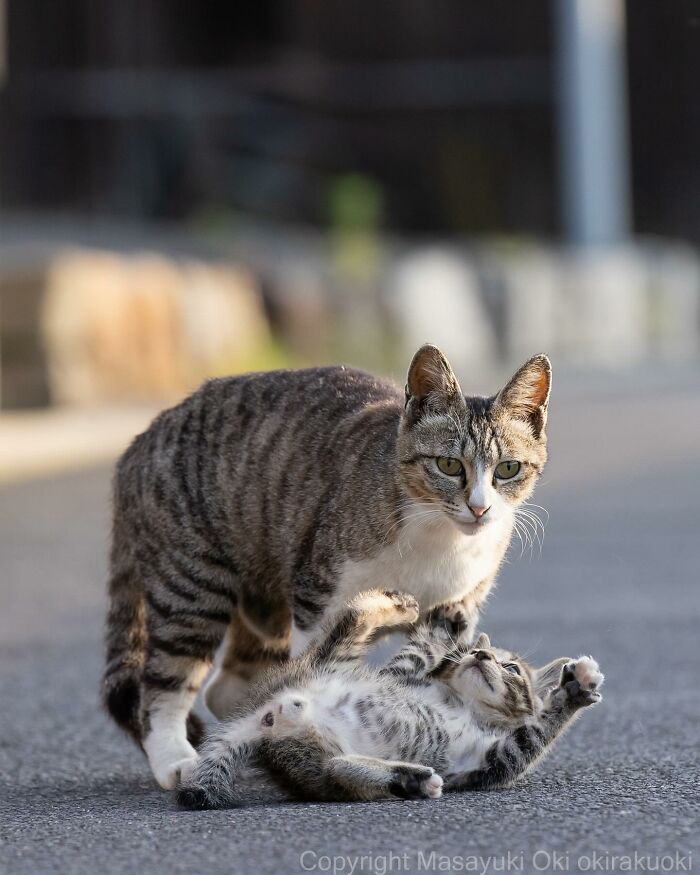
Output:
[[436, 457, 464, 476], [495, 460, 521, 480]]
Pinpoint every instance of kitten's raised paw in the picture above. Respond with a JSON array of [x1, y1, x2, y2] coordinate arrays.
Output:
[[350, 589, 419, 626], [389, 765, 442, 800], [560, 656, 604, 708], [383, 590, 420, 621]]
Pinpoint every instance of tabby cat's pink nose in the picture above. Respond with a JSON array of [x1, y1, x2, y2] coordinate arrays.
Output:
[[468, 504, 490, 519]]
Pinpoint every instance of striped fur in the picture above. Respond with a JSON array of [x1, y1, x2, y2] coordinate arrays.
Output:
[[177, 590, 603, 808], [102, 346, 551, 789]]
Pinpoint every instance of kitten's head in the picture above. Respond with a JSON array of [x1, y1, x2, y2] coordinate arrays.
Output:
[[397, 344, 551, 533], [436, 632, 568, 727]]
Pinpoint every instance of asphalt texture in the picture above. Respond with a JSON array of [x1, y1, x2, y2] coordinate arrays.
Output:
[[1, 375, 699, 875]]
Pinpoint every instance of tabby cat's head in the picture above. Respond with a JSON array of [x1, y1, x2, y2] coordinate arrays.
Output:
[[436, 632, 568, 727], [397, 344, 551, 533]]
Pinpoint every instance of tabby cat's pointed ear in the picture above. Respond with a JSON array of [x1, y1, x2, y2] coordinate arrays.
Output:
[[472, 632, 491, 650], [532, 657, 569, 696], [405, 344, 462, 409], [496, 354, 551, 438]]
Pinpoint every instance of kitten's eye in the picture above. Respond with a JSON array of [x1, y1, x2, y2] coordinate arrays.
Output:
[[436, 457, 463, 476], [495, 461, 521, 480], [503, 663, 521, 675]]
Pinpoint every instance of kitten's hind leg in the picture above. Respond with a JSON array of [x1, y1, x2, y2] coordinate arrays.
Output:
[[327, 755, 443, 801], [141, 599, 231, 788], [257, 733, 441, 803]]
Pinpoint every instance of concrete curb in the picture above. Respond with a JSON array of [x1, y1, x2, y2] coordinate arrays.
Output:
[[0, 404, 160, 484]]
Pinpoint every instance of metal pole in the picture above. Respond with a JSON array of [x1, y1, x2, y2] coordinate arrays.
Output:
[[556, 0, 632, 246]]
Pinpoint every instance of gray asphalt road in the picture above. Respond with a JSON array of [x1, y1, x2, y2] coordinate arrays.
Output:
[[2, 376, 699, 875]]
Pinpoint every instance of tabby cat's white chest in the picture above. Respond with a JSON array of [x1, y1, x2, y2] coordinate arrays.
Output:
[[333, 513, 510, 615]]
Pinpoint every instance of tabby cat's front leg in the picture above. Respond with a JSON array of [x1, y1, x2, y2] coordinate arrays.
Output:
[[428, 575, 495, 648], [445, 656, 604, 792]]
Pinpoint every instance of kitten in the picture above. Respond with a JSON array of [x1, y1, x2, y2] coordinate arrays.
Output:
[[177, 590, 603, 808], [102, 344, 551, 788]]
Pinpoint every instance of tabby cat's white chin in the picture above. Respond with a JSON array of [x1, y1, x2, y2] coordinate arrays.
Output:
[[450, 517, 494, 536]]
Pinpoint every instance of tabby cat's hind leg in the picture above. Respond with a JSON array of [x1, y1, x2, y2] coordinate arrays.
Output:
[[141, 597, 231, 789], [204, 612, 290, 720], [141, 654, 212, 790]]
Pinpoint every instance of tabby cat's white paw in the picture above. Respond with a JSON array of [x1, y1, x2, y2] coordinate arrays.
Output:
[[145, 742, 200, 790], [152, 755, 199, 790]]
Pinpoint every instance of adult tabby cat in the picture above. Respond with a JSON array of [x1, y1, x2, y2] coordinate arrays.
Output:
[[177, 590, 603, 808], [103, 344, 551, 789]]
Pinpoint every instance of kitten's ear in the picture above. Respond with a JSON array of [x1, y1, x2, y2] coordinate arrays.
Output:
[[532, 657, 569, 696], [405, 344, 462, 409], [496, 354, 551, 438], [472, 632, 491, 650]]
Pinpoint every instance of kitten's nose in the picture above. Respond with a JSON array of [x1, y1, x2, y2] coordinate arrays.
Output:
[[474, 650, 491, 662], [468, 504, 490, 520]]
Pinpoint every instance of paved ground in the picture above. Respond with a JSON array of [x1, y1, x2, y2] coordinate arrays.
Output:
[[1, 375, 699, 875]]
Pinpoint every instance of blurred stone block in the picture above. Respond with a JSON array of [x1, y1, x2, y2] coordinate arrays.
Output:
[[386, 248, 497, 379], [560, 248, 648, 366], [0, 264, 51, 409], [267, 266, 334, 361], [41, 249, 270, 404], [644, 244, 700, 362], [498, 247, 560, 363]]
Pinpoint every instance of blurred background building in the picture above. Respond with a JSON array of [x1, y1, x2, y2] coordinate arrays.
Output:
[[0, 0, 699, 428]]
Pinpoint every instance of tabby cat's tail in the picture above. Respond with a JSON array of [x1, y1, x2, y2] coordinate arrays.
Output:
[[102, 548, 147, 743]]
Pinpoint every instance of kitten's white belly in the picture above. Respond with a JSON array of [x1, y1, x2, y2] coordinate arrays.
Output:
[[330, 514, 510, 618]]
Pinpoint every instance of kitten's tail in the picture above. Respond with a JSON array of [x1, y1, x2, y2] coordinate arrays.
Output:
[[102, 547, 147, 743]]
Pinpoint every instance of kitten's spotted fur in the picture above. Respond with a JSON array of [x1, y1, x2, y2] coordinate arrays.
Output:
[[177, 590, 603, 808], [102, 345, 551, 788]]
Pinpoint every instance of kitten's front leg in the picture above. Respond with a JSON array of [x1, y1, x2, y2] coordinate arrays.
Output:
[[379, 605, 479, 681], [380, 623, 449, 680], [445, 656, 604, 792], [307, 589, 419, 666]]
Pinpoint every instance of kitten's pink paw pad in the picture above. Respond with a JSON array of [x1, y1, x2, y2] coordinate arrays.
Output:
[[421, 773, 443, 799], [571, 656, 604, 691]]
